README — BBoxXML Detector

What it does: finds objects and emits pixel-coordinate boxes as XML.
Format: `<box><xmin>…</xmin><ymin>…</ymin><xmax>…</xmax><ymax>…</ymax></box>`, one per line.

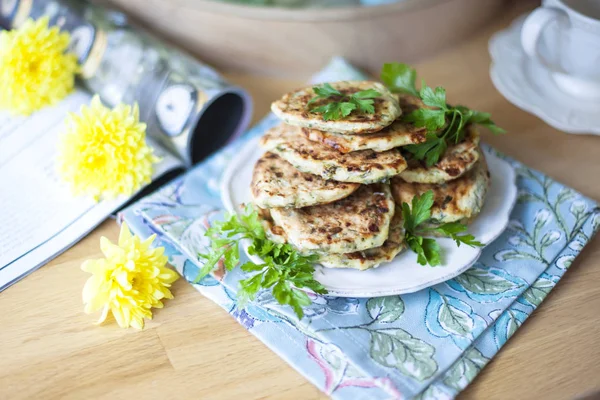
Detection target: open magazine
<box><xmin>0</xmin><ymin>0</ymin><xmax>252</xmax><ymax>290</ymax></box>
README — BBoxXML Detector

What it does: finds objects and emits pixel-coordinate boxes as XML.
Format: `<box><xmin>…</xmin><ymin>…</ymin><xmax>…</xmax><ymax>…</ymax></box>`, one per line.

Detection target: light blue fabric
<box><xmin>120</xmin><ymin>58</ymin><xmax>600</xmax><ymax>399</ymax></box>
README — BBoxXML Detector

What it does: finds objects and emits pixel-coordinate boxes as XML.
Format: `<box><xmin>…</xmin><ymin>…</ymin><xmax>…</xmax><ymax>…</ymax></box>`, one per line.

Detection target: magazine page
<box><xmin>0</xmin><ymin>0</ymin><xmax>252</xmax><ymax>291</ymax></box>
<box><xmin>0</xmin><ymin>89</ymin><xmax>183</xmax><ymax>290</ymax></box>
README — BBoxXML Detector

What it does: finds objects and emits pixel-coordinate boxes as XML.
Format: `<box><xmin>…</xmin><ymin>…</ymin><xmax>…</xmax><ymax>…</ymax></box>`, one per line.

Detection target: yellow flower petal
<box><xmin>82</xmin><ymin>276</ymin><xmax>101</xmax><ymax>305</ymax></box>
<box><xmin>130</xmin><ymin>315</ymin><xmax>145</xmax><ymax>330</ymax></box>
<box><xmin>112</xmin><ymin>306</ymin><xmax>128</xmax><ymax>329</ymax></box>
<box><xmin>0</xmin><ymin>17</ymin><xmax>78</xmax><ymax>115</ymax></box>
<box><xmin>81</xmin><ymin>259</ymin><xmax>101</xmax><ymax>273</ymax></box>
<box><xmin>57</xmin><ymin>96</ymin><xmax>159</xmax><ymax>200</ymax></box>
<box><xmin>124</xmin><ymin>259</ymin><xmax>136</xmax><ymax>272</ymax></box>
<box><xmin>81</xmin><ymin>223</ymin><xmax>178</xmax><ymax>329</ymax></box>
<box><xmin>92</xmin><ymin>305</ymin><xmax>110</xmax><ymax>326</ymax></box>
<box><xmin>159</xmin><ymin>268</ymin><xmax>179</xmax><ymax>284</ymax></box>
<box><xmin>118</xmin><ymin>222</ymin><xmax>133</xmax><ymax>247</ymax></box>
<box><xmin>99</xmin><ymin>236</ymin><xmax>122</xmax><ymax>259</ymax></box>
<box><xmin>152</xmin><ymin>301</ymin><xmax>164</xmax><ymax>309</ymax></box>
<box><xmin>115</xmin><ymin>271</ymin><xmax>132</xmax><ymax>291</ymax></box>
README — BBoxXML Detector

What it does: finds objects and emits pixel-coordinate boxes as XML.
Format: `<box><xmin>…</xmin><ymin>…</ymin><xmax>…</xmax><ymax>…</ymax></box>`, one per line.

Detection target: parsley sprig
<box><xmin>402</xmin><ymin>190</ymin><xmax>483</xmax><ymax>266</ymax></box>
<box><xmin>380</xmin><ymin>62</ymin><xmax>505</xmax><ymax>167</ymax></box>
<box><xmin>307</xmin><ymin>83</ymin><xmax>381</xmax><ymax>121</ymax></box>
<box><xmin>196</xmin><ymin>204</ymin><xmax>326</xmax><ymax>318</ymax></box>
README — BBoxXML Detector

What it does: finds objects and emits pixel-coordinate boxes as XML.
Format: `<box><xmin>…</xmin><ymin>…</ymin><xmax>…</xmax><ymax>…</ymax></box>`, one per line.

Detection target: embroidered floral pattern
<box><xmin>119</xmin><ymin>59</ymin><xmax>600</xmax><ymax>399</ymax></box>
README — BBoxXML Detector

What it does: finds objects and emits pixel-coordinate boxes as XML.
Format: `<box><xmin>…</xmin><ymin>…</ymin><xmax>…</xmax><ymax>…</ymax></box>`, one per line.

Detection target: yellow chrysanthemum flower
<box><xmin>57</xmin><ymin>96</ymin><xmax>159</xmax><ymax>200</ymax></box>
<box><xmin>82</xmin><ymin>222</ymin><xmax>179</xmax><ymax>329</ymax></box>
<box><xmin>0</xmin><ymin>17</ymin><xmax>78</xmax><ymax>115</ymax></box>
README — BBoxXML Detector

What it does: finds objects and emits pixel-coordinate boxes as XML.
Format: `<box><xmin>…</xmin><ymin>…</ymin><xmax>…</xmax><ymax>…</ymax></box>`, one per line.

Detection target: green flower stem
<box><xmin>316</xmin><ymin>319</ymin><xmax>379</xmax><ymax>333</ymax></box>
<box><xmin>570</xmin><ymin>211</ymin><xmax>594</xmax><ymax>242</ymax></box>
<box><xmin>527</xmin><ymin>173</ymin><xmax>570</xmax><ymax>239</ymax></box>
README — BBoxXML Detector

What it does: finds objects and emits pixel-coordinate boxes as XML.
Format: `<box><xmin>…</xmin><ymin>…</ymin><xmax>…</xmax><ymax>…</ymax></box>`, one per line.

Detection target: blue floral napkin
<box><xmin>120</xmin><ymin>58</ymin><xmax>600</xmax><ymax>399</ymax></box>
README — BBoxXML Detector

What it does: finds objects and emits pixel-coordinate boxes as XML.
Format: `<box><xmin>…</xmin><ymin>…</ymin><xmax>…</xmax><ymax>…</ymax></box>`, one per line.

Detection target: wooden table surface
<box><xmin>2</xmin><ymin>3</ymin><xmax>600</xmax><ymax>399</ymax></box>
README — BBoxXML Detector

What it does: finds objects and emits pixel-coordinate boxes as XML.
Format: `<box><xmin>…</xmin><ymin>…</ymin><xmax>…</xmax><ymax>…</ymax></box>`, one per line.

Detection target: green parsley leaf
<box><xmin>353</xmin><ymin>88</ymin><xmax>381</xmax><ymax>99</ymax></box>
<box><xmin>261</xmin><ymin>268</ymin><xmax>280</xmax><ymax>288</ymax></box>
<box><xmin>380</xmin><ymin>63</ymin><xmax>505</xmax><ymax>166</ymax></box>
<box><xmin>308</xmin><ymin>83</ymin><xmax>381</xmax><ymax>121</ymax></box>
<box><xmin>434</xmin><ymin>221</ymin><xmax>467</xmax><ymax>235</ymax></box>
<box><xmin>240</xmin><ymin>261</ymin><xmax>265</xmax><ymax>272</ymax></box>
<box><xmin>307</xmin><ymin>82</ymin><xmax>342</xmax><ymax>107</ymax></box>
<box><xmin>196</xmin><ymin>249</ymin><xmax>226</xmax><ymax>280</ymax></box>
<box><xmin>196</xmin><ymin>204</ymin><xmax>326</xmax><ymax>319</ymax></box>
<box><xmin>405</xmin><ymin>108</ymin><xmax>446</xmax><ymax>132</ymax></box>
<box><xmin>466</xmin><ymin>109</ymin><xmax>491</xmax><ymax>124</ymax></box>
<box><xmin>350</xmin><ymin>89</ymin><xmax>380</xmax><ymax>114</ymax></box>
<box><xmin>410</xmin><ymin>189</ymin><xmax>434</xmax><ymax>227</ymax></box>
<box><xmin>351</xmin><ymin>97</ymin><xmax>375</xmax><ymax>114</ymax></box>
<box><xmin>467</xmin><ymin>110</ymin><xmax>506</xmax><ymax>135</ymax></box>
<box><xmin>311</xmin><ymin>102</ymin><xmax>357</xmax><ymax>121</ymax></box>
<box><xmin>404</xmin><ymin>132</ymin><xmax>446</xmax><ymax>166</ymax></box>
<box><xmin>380</xmin><ymin>62</ymin><xmax>419</xmax><ymax>96</ymax></box>
<box><xmin>434</xmin><ymin>222</ymin><xmax>484</xmax><ymax>247</ymax></box>
<box><xmin>419</xmin><ymin>82</ymin><xmax>447</xmax><ymax>110</ymax></box>
<box><xmin>238</xmin><ymin>272</ymin><xmax>263</xmax><ymax>301</ymax></box>
<box><xmin>402</xmin><ymin>191</ymin><xmax>441</xmax><ymax>266</ymax></box>
<box><xmin>405</xmin><ymin>234</ymin><xmax>425</xmax><ymax>265</ymax></box>
<box><xmin>402</xmin><ymin>190</ymin><xmax>483</xmax><ymax>267</ymax></box>
<box><xmin>289</xmin><ymin>288</ymin><xmax>312</xmax><ymax>318</ymax></box>
<box><xmin>424</xmin><ymin>140</ymin><xmax>447</xmax><ymax>167</ymax></box>
<box><xmin>422</xmin><ymin>238</ymin><xmax>442</xmax><ymax>266</ymax></box>
<box><xmin>401</xmin><ymin>201</ymin><xmax>415</xmax><ymax>232</ymax></box>
<box><xmin>223</xmin><ymin>242</ymin><xmax>240</xmax><ymax>271</ymax></box>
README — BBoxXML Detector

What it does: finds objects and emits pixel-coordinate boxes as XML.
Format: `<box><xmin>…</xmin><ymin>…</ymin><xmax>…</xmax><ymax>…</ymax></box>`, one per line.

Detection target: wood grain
<box><xmin>2</xmin><ymin>2</ymin><xmax>600</xmax><ymax>399</ymax></box>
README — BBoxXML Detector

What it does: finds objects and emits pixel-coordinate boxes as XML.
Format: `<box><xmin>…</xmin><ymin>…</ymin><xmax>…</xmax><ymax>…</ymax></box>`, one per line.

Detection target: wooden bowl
<box><xmin>106</xmin><ymin>0</ymin><xmax>509</xmax><ymax>76</ymax></box>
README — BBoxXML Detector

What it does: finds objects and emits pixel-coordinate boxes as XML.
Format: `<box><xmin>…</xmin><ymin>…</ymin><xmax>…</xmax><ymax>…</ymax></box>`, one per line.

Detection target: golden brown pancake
<box><xmin>260</xmin><ymin>124</ymin><xmax>407</xmax><ymax>184</ymax></box>
<box><xmin>269</xmin><ymin>183</ymin><xmax>395</xmax><ymax>254</ymax></box>
<box><xmin>271</xmin><ymin>81</ymin><xmax>401</xmax><ymax>134</ymax></box>
<box><xmin>251</xmin><ymin>152</ymin><xmax>359</xmax><ymax>208</ymax></box>
<box><xmin>392</xmin><ymin>152</ymin><xmax>490</xmax><ymax>225</ymax></box>
<box><xmin>400</xmin><ymin>125</ymin><xmax>481</xmax><ymax>184</ymax></box>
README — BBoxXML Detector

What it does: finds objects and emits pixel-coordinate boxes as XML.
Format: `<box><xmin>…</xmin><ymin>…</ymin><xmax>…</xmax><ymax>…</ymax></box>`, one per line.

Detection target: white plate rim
<box><xmin>220</xmin><ymin>136</ymin><xmax>517</xmax><ymax>298</ymax></box>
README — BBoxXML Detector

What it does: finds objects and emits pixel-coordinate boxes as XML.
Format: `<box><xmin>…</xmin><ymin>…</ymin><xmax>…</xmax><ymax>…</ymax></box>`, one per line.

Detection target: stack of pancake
<box><xmin>250</xmin><ymin>81</ymin><xmax>490</xmax><ymax>270</ymax></box>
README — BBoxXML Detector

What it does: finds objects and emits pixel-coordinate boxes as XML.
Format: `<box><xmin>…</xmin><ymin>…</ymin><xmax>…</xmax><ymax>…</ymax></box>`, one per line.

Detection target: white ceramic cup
<box><xmin>521</xmin><ymin>0</ymin><xmax>600</xmax><ymax>100</ymax></box>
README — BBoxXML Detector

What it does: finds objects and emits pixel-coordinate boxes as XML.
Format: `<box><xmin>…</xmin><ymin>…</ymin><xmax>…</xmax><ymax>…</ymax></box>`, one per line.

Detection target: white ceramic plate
<box><xmin>221</xmin><ymin>137</ymin><xmax>517</xmax><ymax>297</ymax></box>
<box><xmin>489</xmin><ymin>15</ymin><xmax>600</xmax><ymax>136</ymax></box>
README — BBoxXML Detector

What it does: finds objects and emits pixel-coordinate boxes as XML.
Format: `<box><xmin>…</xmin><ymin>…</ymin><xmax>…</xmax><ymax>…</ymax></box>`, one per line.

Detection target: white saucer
<box><xmin>220</xmin><ymin>137</ymin><xmax>517</xmax><ymax>298</ymax></box>
<box><xmin>489</xmin><ymin>15</ymin><xmax>600</xmax><ymax>136</ymax></box>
